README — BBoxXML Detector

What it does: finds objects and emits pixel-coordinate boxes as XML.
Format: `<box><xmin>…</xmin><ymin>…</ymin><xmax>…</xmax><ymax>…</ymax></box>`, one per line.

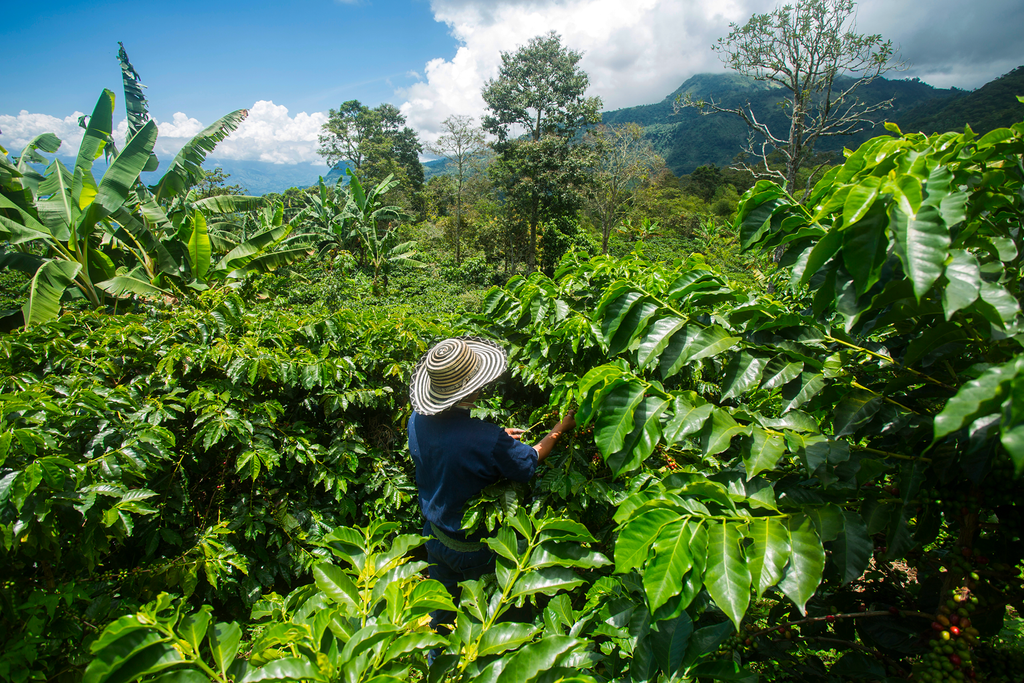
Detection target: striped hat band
<box><xmin>410</xmin><ymin>337</ymin><xmax>507</xmax><ymax>415</ymax></box>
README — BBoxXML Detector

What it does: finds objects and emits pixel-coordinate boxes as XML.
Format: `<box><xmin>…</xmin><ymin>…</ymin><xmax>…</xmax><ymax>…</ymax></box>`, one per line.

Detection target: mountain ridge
<box><xmin>60</xmin><ymin>67</ymin><xmax>1024</xmax><ymax>195</ymax></box>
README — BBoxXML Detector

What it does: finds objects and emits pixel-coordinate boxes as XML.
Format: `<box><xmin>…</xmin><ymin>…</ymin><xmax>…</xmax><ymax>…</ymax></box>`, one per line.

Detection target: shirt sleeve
<box><xmin>492</xmin><ymin>428</ymin><xmax>538</xmax><ymax>482</ymax></box>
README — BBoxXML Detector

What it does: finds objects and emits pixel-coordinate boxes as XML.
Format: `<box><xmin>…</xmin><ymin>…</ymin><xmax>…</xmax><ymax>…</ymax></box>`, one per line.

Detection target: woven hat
<box><xmin>410</xmin><ymin>337</ymin><xmax>507</xmax><ymax>415</ymax></box>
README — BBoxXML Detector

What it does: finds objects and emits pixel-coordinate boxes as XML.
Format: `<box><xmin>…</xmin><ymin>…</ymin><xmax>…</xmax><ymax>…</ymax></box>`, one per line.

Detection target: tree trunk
<box><xmin>455</xmin><ymin>191</ymin><xmax>462</xmax><ymax>265</ymax></box>
<box><xmin>528</xmin><ymin>192</ymin><xmax>539</xmax><ymax>269</ymax></box>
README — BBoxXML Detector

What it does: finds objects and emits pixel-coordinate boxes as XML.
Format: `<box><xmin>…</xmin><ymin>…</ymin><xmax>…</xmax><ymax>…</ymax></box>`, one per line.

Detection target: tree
<box><xmin>585</xmin><ymin>123</ymin><xmax>665</xmax><ymax>254</ymax></box>
<box><xmin>193</xmin><ymin>167</ymin><xmax>247</xmax><ymax>199</ymax></box>
<box><xmin>426</xmin><ymin>115</ymin><xmax>487</xmax><ymax>264</ymax></box>
<box><xmin>482</xmin><ymin>31</ymin><xmax>602</xmax><ymax>268</ymax></box>
<box><xmin>681</xmin><ymin>0</ymin><xmax>903</xmax><ymax>196</ymax></box>
<box><xmin>317</xmin><ymin>100</ymin><xmax>424</xmax><ymax>200</ymax></box>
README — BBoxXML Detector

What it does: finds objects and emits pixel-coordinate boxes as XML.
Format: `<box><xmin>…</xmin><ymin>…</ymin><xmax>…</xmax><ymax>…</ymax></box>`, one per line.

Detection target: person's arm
<box><xmin>532</xmin><ymin>411</ymin><xmax>576</xmax><ymax>463</ymax></box>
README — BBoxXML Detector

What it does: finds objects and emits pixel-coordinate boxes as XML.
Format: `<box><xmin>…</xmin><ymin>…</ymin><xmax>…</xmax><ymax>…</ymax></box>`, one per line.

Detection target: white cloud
<box><xmin>1</xmin><ymin>101</ymin><xmax>329</xmax><ymax>167</ymax></box>
<box><xmin>211</xmin><ymin>101</ymin><xmax>329</xmax><ymax>165</ymax></box>
<box><xmin>0</xmin><ymin>110</ymin><xmax>87</xmax><ymax>156</ymax></box>
<box><xmin>399</xmin><ymin>0</ymin><xmax>759</xmax><ymax>145</ymax></box>
<box><xmin>399</xmin><ymin>0</ymin><xmax>1024</xmax><ymax>146</ymax></box>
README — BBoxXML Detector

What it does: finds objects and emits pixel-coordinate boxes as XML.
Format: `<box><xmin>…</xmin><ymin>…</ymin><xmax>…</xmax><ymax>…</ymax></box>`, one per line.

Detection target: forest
<box><xmin>1</xmin><ymin>2</ymin><xmax>1023</xmax><ymax>682</ymax></box>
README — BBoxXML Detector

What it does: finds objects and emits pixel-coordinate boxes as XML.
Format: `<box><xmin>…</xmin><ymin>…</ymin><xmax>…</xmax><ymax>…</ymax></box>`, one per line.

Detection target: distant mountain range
<box><xmin>64</xmin><ymin>67</ymin><xmax>1024</xmax><ymax>195</ymax></box>
<box><xmin>602</xmin><ymin>66</ymin><xmax>1024</xmax><ymax>176</ymax></box>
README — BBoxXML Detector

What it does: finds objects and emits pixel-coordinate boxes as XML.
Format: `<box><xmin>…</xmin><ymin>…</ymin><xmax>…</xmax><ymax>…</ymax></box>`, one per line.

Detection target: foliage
<box><xmin>482</xmin><ymin>31</ymin><xmax>602</xmax><ymax>269</ymax></box>
<box><xmin>0</xmin><ymin>89</ymin><xmax>159</xmax><ymax>324</ymax></box>
<box><xmin>193</xmin><ymin>167</ymin><xmax>248</xmax><ymax>199</ymax></box>
<box><xmin>317</xmin><ymin>100</ymin><xmax>424</xmax><ymax>203</ymax></box>
<box><xmin>4</xmin><ymin>109</ymin><xmax>1024</xmax><ymax>683</ymax></box>
<box><xmin>426</xmin><ymin>115</ymin><xmax>488</xmax><ymax>264</ymax></box>
<box><xmin>684</xmin><ymin>0</ymin><xmax>905</xmax><ymax>194</ymax></box>
<box><xmin>585</xmin><ymin>123</ymin><xmax>666</xmax><ymax>254</ymax></box>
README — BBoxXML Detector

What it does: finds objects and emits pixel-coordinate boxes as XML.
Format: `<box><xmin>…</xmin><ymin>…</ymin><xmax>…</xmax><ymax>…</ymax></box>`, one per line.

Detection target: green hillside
<box><xmin>602</xmin><ymin>72</ymin><xmax>966</xmax><ymax>176</ymax></box>
<box><xmin>899</xmin><ymin>65</ymin><xmax>1024</xmax><ymax>135</ymax></box>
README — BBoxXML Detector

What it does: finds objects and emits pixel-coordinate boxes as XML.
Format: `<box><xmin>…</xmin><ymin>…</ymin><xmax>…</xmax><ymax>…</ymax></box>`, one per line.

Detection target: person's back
<box><xmin>409</xmin><ymin>407</ymin><xmax>536</xmax><ymax>540</ymax></box>
<box><xmin>406</xmin><ymin>336</ymin><xmax>576</xmax><ymax>657</ymax></box>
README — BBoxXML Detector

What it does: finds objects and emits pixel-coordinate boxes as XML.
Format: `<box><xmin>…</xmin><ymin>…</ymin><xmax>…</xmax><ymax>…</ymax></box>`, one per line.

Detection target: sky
<box><xmin>2</xmin><ymin>0</ymin><xmax>1022</xmax><ymax>169</ymax></box>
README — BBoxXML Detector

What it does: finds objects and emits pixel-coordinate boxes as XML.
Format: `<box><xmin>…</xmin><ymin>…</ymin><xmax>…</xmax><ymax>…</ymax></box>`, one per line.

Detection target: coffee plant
<box><xmin>2</xmin><ymin>112</ymin><xmax>1023</xmax><ymax>682</ymax></box>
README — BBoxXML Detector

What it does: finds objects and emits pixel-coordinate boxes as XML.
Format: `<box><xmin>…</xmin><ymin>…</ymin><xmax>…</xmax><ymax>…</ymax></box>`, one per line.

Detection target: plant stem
<box><xmin>852</xmin><ymin>444</ymin><xmax>932</xmax><ymax>463</ymax></box>
<box><xmin>826</xmin><ymin>335</ymin><xmax>956</xmax><ymax>391</ymax></box>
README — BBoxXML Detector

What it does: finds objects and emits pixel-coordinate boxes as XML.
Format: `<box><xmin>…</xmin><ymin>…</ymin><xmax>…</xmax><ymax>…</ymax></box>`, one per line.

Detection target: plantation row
<box><xmin>2</xmin><ymin>106</ymin><xmax>1024</xmax><ymax>681</ymax></box>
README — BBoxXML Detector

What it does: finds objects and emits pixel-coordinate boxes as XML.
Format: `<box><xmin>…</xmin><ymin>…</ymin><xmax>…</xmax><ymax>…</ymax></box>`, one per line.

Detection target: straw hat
<box><xmin>409</xmin><ymin>337</ymin><xmax>507</xmax><ymax>415</ymax></box>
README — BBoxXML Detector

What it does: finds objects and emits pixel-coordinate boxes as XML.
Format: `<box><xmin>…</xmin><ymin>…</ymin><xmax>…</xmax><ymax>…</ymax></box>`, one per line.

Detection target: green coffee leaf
<box><xmin>833</xmin><ymin>511</ymin><xmax>872</xmax><ymax>583</ymax></box>
<box><xmin>642</xmin><ymin>519</ymin><xmax>694</xmax><ymax>612</ymax></box>
<box><xmin>593</xmin><ymin>380</ymin><xmax>646</xmax><ymax>456</ymax></box>
<box><xmin>746</xmin><ymin>517</ymin><xmax>790</xmax><ymax>599</ymax></box>
<box><xmin>741</xmin><ymin>427</ymin><xmax>785</xmax><ymax>480</ymax></box>
<box><xmin>650</xmin><ymin>611</ymin><xmax>693</xmax><ymax>676</ymax></box>
<box><xmin>208</xmin><ymin>622</ymin><xmax>241</xmax><ymax>675</ymax></box>
<box><xmin>778</xmin><ymin>516</ymin><xmax>825</xmax><ymax>614</ymax></box>
<box><xmin>942</xmin><ymin>250</ymin><xmax>980</xmax><ymax>319</ymax></box>
<box><xmin>615</xmin><ymin>508</ymin><xmax>680</xmax><ymax>573</ymax></box>
<box><xmin>891</xmin><ymin>203</ymin><xmax>949</xmax><ymax>303</ymax></box>
<box><xmin>721</xmin><ymin>352</ymin><xmax>767</xmax><ymax>401</ymax></box>
<box><xmin>493</xmin><ymin>635</ymin><xmax>581</xmax><ymax>683</ymax></box>
<box><xmin>509</xmin><ymin>566</ymin><xmax>586</xmax><ymax>600</ymax></box>
<box><xmin>699</xmin><ymin>408</ymin><xmax>750</xmax><ymax>456</ymax></box>
<box><xmin>478</xmin><ymin>623</ymin><xmax>540</xmax><ymax>657</ymax></box>
<box><xmin>704</xmin><ymin>521</ymin><xmax>751</xmax><ymax>632</ymax></box>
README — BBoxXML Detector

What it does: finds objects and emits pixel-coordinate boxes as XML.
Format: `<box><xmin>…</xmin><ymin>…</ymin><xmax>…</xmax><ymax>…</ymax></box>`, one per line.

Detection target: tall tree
<box><xmin>426</xmin><ymin>115</ymin><xmax>487</xmax><ymax>264</ymax></box>
<box><xmin>317</xmin><ymin>100</ymin><xmax>424</xmax><ymax>198</ymax></box>
<box><xmin>680</xmin><ymin>0</ymin><xmax>903</xmax><ymax>196</ymax></box>
<box><xmin>585</xmin><ymin>123</ymin><xmax>665</xmax><ymax>254</ymax></box>
<box><xmin>482</xmin><ymin>31</ymin><xmax>602</xmax><ymax>268</ymax></box>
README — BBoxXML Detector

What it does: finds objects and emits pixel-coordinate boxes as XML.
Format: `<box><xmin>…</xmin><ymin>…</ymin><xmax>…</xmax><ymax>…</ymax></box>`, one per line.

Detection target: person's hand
<box><xmin>505</xmin><ymin>427</ymin><xmax>526</xmax><ymax>440</ymax></box>
<box><xmin>561</xmin><ymin>409</ymin><xmax>576</xmax><ymax>431</ymax></box>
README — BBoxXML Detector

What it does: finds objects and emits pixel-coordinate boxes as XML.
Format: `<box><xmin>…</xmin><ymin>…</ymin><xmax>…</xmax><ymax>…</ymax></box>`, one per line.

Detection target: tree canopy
<box><xmin>684</xmin><ymin>0</ymin><xmax>903</xmax><ymax>195</ymax></box>
<box><xmin>482</xmin><ymin>32</ymin><xmax>602</xmax><ymax>269</ymax></box>
<box><xmin>482</xmin><ymin>31</ymin><xmax>601</xmax><ymax>145</ymax></box>
<box><xmin>317</xmin><ymin>100</ymin><xmax>424</xmax><ymax>198</ymax></box>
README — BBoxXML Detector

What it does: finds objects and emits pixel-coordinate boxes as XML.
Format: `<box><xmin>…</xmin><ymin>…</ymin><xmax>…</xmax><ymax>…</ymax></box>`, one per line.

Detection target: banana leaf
<box><xmin>75</xmin><ymin>90</ymin><xmax>115</xmax><ymax>178</ymax></box>
<box><xmin>186</xmin><ymin>210</ymin><xmax>211</xmax><ymax>281</ymax></box>
<box><xmin>195</xmin><ymin>194</ymin><xmax>266</xmax><ymax>214</ymax></box>
<box><xmin>215</xmin><ymin>224</ymin><xmax>294</xmax><ymax>272</ymax></box>
<box><xmin>37</xmin><ymin>159</ymin><xmax>75</xmax><ymax>239</ymax></box>
<box><xmin>226</xmin><ymin>247</ymin><xmax>309</xmax><ymax>276</ymax></box>
<box><xmin>15</xmin><ymin>133</ymin><xmax>61</xmax><ymax>197</ymax></box>
<box><xmin>97</xmin><ymin>275</ymin><xmax>170</xmax><ymax>299</ymax></box>
<box><xmin>117</xmin><ymin>42</ymin><xmax>159</xmax><ymax>173</ymax></box>
<box><xmin>111</xmin><ymin>207</ymin><xmax>179</xmax><ymax>276</ymax></box>
<box><xmin>78</xmin><ymin>119</ymin><xmax>158</xmax><ymax>236</ymax></box>
<box><xmin>152</xmin><ymin>109</ymin><xmax>249</xmax><ymax>203</ymax></box>
<box><xmin>23</xmin><ymin>260</ymin><xmax>81</xmax><ymax>328</ymax></box>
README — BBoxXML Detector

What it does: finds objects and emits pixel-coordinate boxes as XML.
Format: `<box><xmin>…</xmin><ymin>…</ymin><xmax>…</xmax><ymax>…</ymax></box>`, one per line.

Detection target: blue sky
<box><xmin>4</xmin><ymin>0</ymin><xmax>1022</xmax><ymax>168</ymax></box>
<box><xmin>2</xmin><ymin>0</ymin><xmax>454</xmax><ymax>123</ymax></box>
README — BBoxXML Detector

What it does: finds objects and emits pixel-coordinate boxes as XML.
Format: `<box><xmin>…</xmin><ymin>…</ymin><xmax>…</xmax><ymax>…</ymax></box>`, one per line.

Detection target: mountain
<box><xmin>898</xmin><ymin>66</ymin><xmax>1024</xmax><ymax>136</ymax></box>
<box><xmin>74</xmin><ymin>156</ymin><xmax>330</xmax><ymax>196</ymax></box>
<box><xmin>601</xmin><ymin>72</ymin><xmax>969</xmax><ymax>177</ymax></box>
<box><xmin>199</xmin><ymin>158</ymin><xmax>331</xmax><ymax>196</ymax></box>
<box><xmin>55</xmin><ymin>70</ymin><xmax>1020</xmax><ymax>195</ymax></box>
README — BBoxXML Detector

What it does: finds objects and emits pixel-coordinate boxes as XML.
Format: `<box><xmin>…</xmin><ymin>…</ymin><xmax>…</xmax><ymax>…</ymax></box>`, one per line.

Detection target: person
<box><xmin>407</xmin><ymin>336</ymin><xmax>576</xmax><ymax>638</ymax></box>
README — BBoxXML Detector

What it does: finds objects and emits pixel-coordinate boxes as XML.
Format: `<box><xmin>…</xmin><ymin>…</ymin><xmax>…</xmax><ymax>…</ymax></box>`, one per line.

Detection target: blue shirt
<box><xmin>408</xmin><ymin>409</ymin><xmax>538</xmax><ymax>537</ymax></box>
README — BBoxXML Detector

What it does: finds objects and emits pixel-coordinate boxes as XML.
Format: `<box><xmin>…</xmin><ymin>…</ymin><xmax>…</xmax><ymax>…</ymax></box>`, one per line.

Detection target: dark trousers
<box><xmin>422</xmin><ymin>520</ymin><xmax>495</xmax><ymax>633</ymax></box>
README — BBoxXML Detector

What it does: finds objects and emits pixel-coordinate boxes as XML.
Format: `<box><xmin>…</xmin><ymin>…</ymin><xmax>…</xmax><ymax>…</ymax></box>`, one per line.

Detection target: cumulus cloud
<box><xmin>1</xmin><ymin>101</ymin><xmax>329</xmax><ymax>166</ymax></box>
<box><xmin>213</xmin><ymin>101</ymin><xmax>328</xmax><ymax>165</ymax></box>
<box><xmin>398</xmin><ymin>0</ymin><xmax>767</xmax><ymax>145</ymax></box>
<box><xmin>400</xmin><ymin>0</ymin><xmax>1023</xmax><ymax>146</ymax></box>
<box><xmin>0</xmin><ymin>111</ymin><xmax>88</xmax><ymax>156</ymax></box>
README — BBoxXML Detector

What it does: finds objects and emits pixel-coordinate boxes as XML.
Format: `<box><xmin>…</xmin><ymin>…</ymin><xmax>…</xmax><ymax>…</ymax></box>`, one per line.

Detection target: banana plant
<box><xmin>0</xmin><ymin>89</ymin><xmax>158</xmax><ymax>327</ymax></box>
<box><xmin>344</xmin><ymin>172</ymin><xmax>423</xmax><ymax>292</ymax></box>
<box><xmin>100</xmin><ymin>201</ymin><xmax>310</xmax><ymax>298</ymax></box>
